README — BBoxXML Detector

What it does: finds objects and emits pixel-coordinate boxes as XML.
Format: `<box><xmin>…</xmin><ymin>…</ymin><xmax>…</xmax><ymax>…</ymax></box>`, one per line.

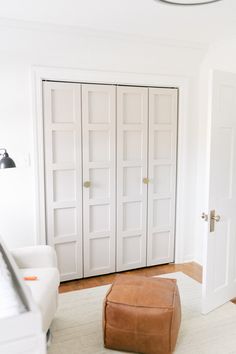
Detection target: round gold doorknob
<box><xmin>83</xmin><ymin>181</ymin><xmax>91</xmax><ymax>188</ymax></box>
<box><xmin>211</xmin><ymin>215</ymin><xmax>220</xmax><ymax>222</ymax></box>
<box><xmin>143</xmin><ymin>177</ymin><xmax>149</xmax><ymax>185</ymax></box>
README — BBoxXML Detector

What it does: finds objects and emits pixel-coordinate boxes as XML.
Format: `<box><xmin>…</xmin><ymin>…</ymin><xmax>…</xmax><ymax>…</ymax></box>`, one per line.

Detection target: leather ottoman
<box><xmin>103</xmin><ymin>274</ymin><xmax>181</xmax><ymax>354</ymax></box>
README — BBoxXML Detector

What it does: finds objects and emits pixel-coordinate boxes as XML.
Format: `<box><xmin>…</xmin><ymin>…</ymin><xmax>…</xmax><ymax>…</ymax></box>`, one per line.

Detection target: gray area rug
<box><xmin>48</xmin><ymin>272</ymin><xmax>236</xmax><ymax>354</ymax></box>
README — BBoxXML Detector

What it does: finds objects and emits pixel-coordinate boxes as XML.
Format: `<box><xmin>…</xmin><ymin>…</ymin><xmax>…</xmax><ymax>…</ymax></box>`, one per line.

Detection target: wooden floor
<box><xmin>59</xmin><ymin>262</ymin><xmax>202</xmax><ymax>294</ymax></box>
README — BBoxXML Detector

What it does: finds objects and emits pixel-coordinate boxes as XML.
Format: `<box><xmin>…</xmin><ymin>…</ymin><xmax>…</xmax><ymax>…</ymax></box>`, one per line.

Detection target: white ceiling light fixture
<box><xmin>157</xmin><ymin>0</ymin><xmax>222</xmax><ymax>5</ymax></box>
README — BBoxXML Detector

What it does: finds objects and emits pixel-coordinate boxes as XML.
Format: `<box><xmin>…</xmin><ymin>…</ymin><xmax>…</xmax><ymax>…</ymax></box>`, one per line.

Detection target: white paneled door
<box><xmin>82</xmin><ymin>84</ymin><xmax>116</xmax><ymax>277</ymax></box>
<box><xmin>43</xmin><ymin>81</ymin><xmax>178</xmax><ymax>280</ymax></box>
<box><xmin>202</xmin><ymin>71</ymin><xmax>236</xmax><ymax>313</ymax></box>
<box><xmin>43</xmin><ymin>81</ymin><xmax>83</xmax><ymax>281</ymax></box>
<box><xmin>147</xmin><ymin>88</ymin><xmax>178</xmax><ymax>266</ymax></box>
<box><xmin>117</xmin><ymin>86</ymin><xmax>148</xmax><ymax>271</ymax></box>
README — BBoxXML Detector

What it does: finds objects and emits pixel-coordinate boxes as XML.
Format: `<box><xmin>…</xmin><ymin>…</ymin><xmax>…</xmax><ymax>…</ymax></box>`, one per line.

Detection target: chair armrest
<box><xmin>10</xmin><ymin>245</ymin><xmax>58</xmax><ymax>269</ymax></box>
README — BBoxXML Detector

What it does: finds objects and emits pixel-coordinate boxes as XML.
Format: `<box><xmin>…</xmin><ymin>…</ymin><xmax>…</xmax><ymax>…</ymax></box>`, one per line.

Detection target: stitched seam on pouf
<box><xmin>106</xmin><ymin>301</ymin><xmax>174</xmax><ymax>310</ymax></box>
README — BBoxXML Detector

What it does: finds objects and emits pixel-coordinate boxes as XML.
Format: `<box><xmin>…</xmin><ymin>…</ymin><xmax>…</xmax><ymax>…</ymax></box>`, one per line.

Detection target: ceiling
<box><xmin>0</xmin><ymin>0</ymin><xmax>235</xmax><ymax>44</ymax></box>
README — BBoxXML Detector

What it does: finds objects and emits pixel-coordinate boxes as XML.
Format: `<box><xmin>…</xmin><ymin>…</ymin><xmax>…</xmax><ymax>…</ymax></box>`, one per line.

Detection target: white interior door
<box><xmin>116</xmin><ymin>86</ymin><xmax>148</xmax><ymax>271</ymax></box>
<box><xmin>82</xmin><ymin>84</ymin><xmax>116</xmax><ymax>277</ymax></box>
<box><xmin>147</xmin><ymin>88</ymin><xmax>178</xmax><ymax>266</ymax></box>
<box><xmin>202</xmin><ymin>71</ymin><xmax>236</xmax><ymax>313</ymax></box>
<box><xmin>43</xmin><ymin>81</ymin><xmax>83</xmax><ymax>281</ymax></box>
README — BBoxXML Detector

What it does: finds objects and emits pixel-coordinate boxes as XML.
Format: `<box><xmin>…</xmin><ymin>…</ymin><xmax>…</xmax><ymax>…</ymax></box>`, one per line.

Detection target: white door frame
<box><xmin>31</xmin><ymin>65</ymin><xmax>189</xmax><ymax>264</ymax></box>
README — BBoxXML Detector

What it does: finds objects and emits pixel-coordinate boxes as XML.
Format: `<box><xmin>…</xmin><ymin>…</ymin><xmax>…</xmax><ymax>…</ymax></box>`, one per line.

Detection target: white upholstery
<box><xmin>11</xmin><ymin>245</ymin><xmax>59</xmax><ymax>333</ymax></box>
<box><xmin>20</xmin><ymin>268</ymin><xmax>60</xmax><ymax>332</ymax></box>
<box><xmin>0</xmin><ymin>238</ymin><xmax>47</xmax><ymax>354</ymax></box>
<box><xmin>11</xmin><ymin>245</ymin><xmax>57</xmax><ymax>269</ymax></box>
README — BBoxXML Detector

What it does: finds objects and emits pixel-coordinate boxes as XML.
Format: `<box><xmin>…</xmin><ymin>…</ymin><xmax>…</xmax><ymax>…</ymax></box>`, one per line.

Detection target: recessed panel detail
<box><xmin>55</xmin><ymin>242</ymin><xmax>77</xmax><ymax>275</ymax></box>
<box><xmin>123</xmin><ymin>236</ymin><xmax>141</xmax><ymax>265</ymax></box>
<box><xmin>153</xmin><ymin>198</ymin><xmax>171</xmax><ymax>229</ymax></box>
<box><xmin>154</xmin><ymin>94</ymin><xmax>172</xmax><ymax>124</ymax></box>
<box><xmin>51</xmin><ymin>89</ymin><xmax>74</xmax><ymax>123</ymax></box>
<box><xmin>123</xmin><ymin>93</ymin><xmax>143</xmax><ymax>124</ymax></box>
<box><xmin>89</xmin><ymin>168</ymin><xmax>110</xmax><ymax>199</ymax></box>
<box><xmin>123</xmin><ymin>202</ymin><xmax>141</xmax><ymax>231</ymax></box>
<box><xmin>213</xmin><ymin>220</ymin><xmax>230</xmax><ymax>290</ymax></box>
<box><xmin>89</xmin><ymin>237</ymin><xmax>110</xmax><ymax>270</ymax></box>
<box><xmin>123</xmin><ymin>131</ymin><xmax>142</xmax><ymax>161</ymax></box>
<box><xmin>153</xmin><ymin>165</ymin><xmax>171</xmax><ymax>195</ymax></box>
<box><xmin>52</xmin><ymin>131</ymin><xmax>75</xmax><ymax>164</ymax></box>
<box><xmin>220</xmin><ymin>85</ymin><xmax>235</xmax><ymax>120</ymax></box>
<box><xmin>123</xmin><ymin>167</ymin><xmax>142</xmax><ymax>197</ymax></box>
<box><xmin>89</xmin><ymin>204</ymin><xmax>110</xmax><ymax>233</ymax></box>
<box><xmin>53</xmin><ymin>170</ymin><xmax>76</xmax><ymax>202</ymax></box>
<box><xmin>152</xmin><ymin>232</ymin><xmax>170</xmax><ymax>260</ymax></box>
<box><xmin>54</xmin><ymin>208</ymin><xmax>77</xmax><ymax>237</ymax></box>
<box><xmin>88</xmin><ymin>91</ymin><xmax>110</xmax><ymax>124</ymax></box>
<box><xmin>154</xmin><ymin>131</ymin><xmax>172</xmax><ymax>160</ymax></box>
<box><xmin>89</xmin><ymin>130</ymin><xmax>110</xmax><ymax>162</ymax></box>
<box><xmin>213</xmin><ymin>127</ymin><xmax>233</xmax><ymax>200</ymax></box>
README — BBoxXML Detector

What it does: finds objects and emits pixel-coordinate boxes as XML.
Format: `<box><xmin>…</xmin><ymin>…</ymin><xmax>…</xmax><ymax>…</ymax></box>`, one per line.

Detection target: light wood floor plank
<box><xmin>59</xmin><ymin>262</ymin><xmax>202</xmax><ymax>293</ymax></box>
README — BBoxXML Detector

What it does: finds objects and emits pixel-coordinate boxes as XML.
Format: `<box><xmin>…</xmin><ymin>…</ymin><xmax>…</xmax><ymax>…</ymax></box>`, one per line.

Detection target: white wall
<box><xmin>195</xmin><ymin>37</ymin><xmax>236</xmax><ymax>264</ymax></box>
<box><xmin>0</xmin><ymin>21</ymin><xmax>206</xmax><ymax>261</ymax></box>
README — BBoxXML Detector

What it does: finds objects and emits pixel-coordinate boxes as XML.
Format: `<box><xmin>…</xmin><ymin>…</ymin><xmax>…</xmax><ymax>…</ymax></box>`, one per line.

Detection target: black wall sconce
<box><xmin>0</xmin><ymin>149</ymin><xmax>16</xmax><ymax>169</ymax></box>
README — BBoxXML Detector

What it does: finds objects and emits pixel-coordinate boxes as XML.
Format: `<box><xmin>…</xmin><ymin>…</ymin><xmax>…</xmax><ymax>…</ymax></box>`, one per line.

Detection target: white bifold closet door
<box><xmin>43</xmin><ymin>81</ymin><xmax>178</xmax><ymax>280</ymax></box>
<box><xmin>43</xmin><ymin>81</ymin><xmax>83</xmax><ymax>281</ymax></box>
<box><xmin>117</xmin><ymin>86</ymin><xmax>148</xmax><ymax>271</ymax></box>
<box><xmin>147</xmin><ymin>88</ymin><xmax>178</xmax><ymax>266</ymax></box>
<box><xmin>82</xmin><ymin>84</ymin><xmax>116</xmax><ymax>277</ymax></box>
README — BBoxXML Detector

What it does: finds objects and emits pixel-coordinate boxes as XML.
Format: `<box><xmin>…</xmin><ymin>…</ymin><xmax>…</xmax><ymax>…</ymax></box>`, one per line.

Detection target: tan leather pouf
<box><xmin>103</xmin><ymin>274</ymin><xmax>181</xmax><ymax>354</ymax></box>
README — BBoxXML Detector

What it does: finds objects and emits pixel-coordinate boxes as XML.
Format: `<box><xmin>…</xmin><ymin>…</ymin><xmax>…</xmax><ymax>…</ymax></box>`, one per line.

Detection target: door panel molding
<box><xmin>43</xmin><ymin>81</ymin><xmax>83</xmax><ymax>281</ymax></box>
<box><xmin>82</xmin><ymin>84</ymin><xmax>116</xmax><ymax>277</ymax></box>
<box><xmin>147</xmin><ymin>88</ymin><xmax>178</xmax><ymax>266</ymax></box>
<box><xmin>116</xmin><ymin>86</ymin><xmax>148</xmax><ymax>271</ymax></box>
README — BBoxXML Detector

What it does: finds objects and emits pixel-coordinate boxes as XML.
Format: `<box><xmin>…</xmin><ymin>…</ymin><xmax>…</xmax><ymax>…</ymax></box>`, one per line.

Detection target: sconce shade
<box><xmin>0</xmin><ymin>150</ymin><xmax>16</xmax><ymax>169</ymax></box>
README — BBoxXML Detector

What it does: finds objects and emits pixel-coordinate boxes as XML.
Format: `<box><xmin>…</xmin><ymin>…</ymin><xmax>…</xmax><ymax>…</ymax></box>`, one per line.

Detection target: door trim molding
<box><xmin>32</xmin><ymin>65</ymin><xmax>189</xmax><ymax>263</ymax></box>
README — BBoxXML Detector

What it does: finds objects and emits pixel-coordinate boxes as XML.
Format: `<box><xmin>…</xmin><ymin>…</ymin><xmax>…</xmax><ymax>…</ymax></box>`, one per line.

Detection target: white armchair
<box><xmin>11</xmin><ymin>245</ymin><xmax>58</xmax><ymax>269</ymax></box>
<box><xmin>11</xmin><ymin>245</ymin><xmax>60</xmax><ymax>333</ymax></box>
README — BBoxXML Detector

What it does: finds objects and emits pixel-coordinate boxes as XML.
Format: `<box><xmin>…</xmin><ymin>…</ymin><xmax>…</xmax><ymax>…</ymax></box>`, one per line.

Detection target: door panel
<box><xmin>117</xmin><ymin>86</ymin><xmax>148</xmax><ymax>271</ymax></box>
<box><xmin>82</xmin><ymin>84</ymin><xmax>116</xmax><ymax>277</ymax></box>
<box><xmin>202</xmin><ymin>72</ymin><xmax>236</xmax><ymax>313</ymax></box>
<box><xmin>43</xmin><ymin>81</ymin><xmax>83</xmax><ymax>281</ymax></box>
<box><xmin>147</xmin><ymin>88</ymin><xmax>178</xmax><ymax>266</ymax></box>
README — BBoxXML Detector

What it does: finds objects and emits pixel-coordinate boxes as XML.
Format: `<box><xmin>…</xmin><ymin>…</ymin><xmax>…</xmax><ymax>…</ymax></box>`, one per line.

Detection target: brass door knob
<box><xmin>143</xmin><ymin>177</ymin><xmax>149</xmax><ymax>185</ymax></box>
<box><xmin>83</xmin><ymin>181</ymin><xmax>91</xmax><ymax>188</ymax></box>
<box><xmin>210</xmin><ymin>210</ymin><xmax>220</xmax><ymax>232</ymax></box>
<box><xmin>211</xmin><ymin>214</ymin><xmax>220</xmax><ymax>222</ymax></box>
